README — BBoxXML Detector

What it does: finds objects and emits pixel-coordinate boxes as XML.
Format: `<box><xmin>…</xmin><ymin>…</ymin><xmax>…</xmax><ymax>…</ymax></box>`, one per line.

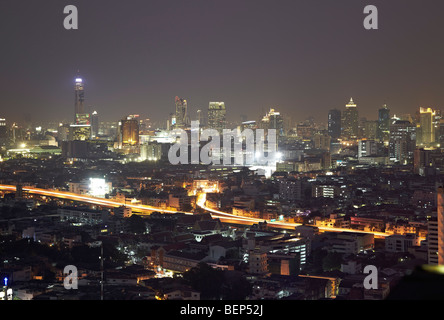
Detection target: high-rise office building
<box><xmin>416</xmin><ymin>107</ymin><xmax>436</xmax><ymax>147</ymax></box>
<box><xmin>279</xmin><ymin>178</ymin><xmax>302</xmax><ymax>202</ymax></box>
<box><xmin>261</xmin><ymin>108</ymin><xmax>284</xmax><ymax>136</ymax></box>
<box><xmin>69</xmin><ymin>124</ymin><xmax>91</xmax><ymax>141</ymax></box>
<box><xmin>438</xmin><ymin>186</ymin><xmax>444</xmax><ymax>265</ymax></box>
<box><xmin>433</xmin><ymin>109</ymin><xmax>442</xmax><ymax>144</ymax></box>
<box><xmin>328</xmin><ymin>109</ymin><xmax>341</xmax><ymax>140</ymax></box>
<box><xmin>438</xmin><ymin>119</ymin><xmax>444</xmax><ymax>148</ymax></box>
<box><xmin>414</xmin><ymin>148</ymin><xmax>432</xmax><ymax>175</ymax></box>
<box><xmin>0</xmin><ymin>118</ymin><xmax>6</xmax><ymax>138</ymax></box>
<box><xmin>428</xmin><ymin>186</ymin><xmax>444</xmax><ymax>265</ymax></box>
<box><xmin>378</xmin><ymin>104</ymin><xmax>390</xmax><ymax>143</ymax></box>
<box><xmin>428</xmin><ymin>218</ymin><xmax>439</xmax><ymax>265</ymax></box>
<box><xmin>296</xmin><ymin>121</ymin><xmax>314</xmax><ymax>140</ymax></box>
<box><xmin>313</xmin><ymin>131</ymin><xmax>331</xmax><ymax>151</ymax></box>
<box><xmin>197</xmin><ymin>109</ymin><xmax>202</xmax><ymax>126</ymax></box>
<box><xmin>389</xmin><ymin>120</ymin><xmax>416</xmax><ymax>164</ymax></box>
<box><xmin>241</xmin><ymin>121</ymin><xmax>257</xmax><ymax>131</ymax></box>
<box><xmin>0</xmin><ymin>117</ymin><xmax>7</xmax><ymax>147</ymax></box>
<box><xmin>208</xmin><ymin>102</ymin><xmax>227</xmax><ymax>133</ymax></box>
<box><xmin>140</xmin><ymin>142</ymin><xmax>162</xmax><ymax>161</ymax></box>
<box><xmin>91</xmin><ymin>111</ymin><xmax>99</xmax><ymax>138</ymax></box>
<box><xmin>363</xmin><ymin>120</ymin><xmax>378</xmax><ymax>140</ymax></box>
<box><xmin>120</xmin><ymin>115</ymin><xmax>140</xmax><ymax>147</ymax></box>
<box><xmin>139</xmin><ymin>118</ymin><xmax>152</xmax><ymax>134</ymax></box>
<box><xmin>358</xmin><ymin>139</ymin><xmax>378</xmax><ymax>158</ymax></box>
<box><xmin>74</xmin><ymin>76</ymin><xmax>85</xmax><ymax>123</ymax></box>
<box><xmin>342</xmin><ymin>98</ymin><xmax>359</xmax><ymax>140</ymax></box>
<box><xmin>58</xmin><ymin>123</ymin><xmax>70</xmax><ymax>142</ymax></box>
<box><xmin>174</xmin><ymin>96</ymin><xmax>188</xmax><ymax>129</ymax></box>
<box><xmin>196</xmin><ymin>109</ymin><xmax>207</xmax><ymax>128</ymax></box>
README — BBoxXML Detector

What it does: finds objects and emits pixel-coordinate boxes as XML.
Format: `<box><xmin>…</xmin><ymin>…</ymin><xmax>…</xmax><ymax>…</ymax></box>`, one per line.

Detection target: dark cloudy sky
<box><xmin>1</xmin><ymin>0</ymin><xmax>444</xmax><ymax>126</ymax></box>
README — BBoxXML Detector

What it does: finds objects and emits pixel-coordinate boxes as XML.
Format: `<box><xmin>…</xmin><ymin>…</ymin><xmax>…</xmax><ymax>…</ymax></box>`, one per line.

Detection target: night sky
<box><xmin>1</xmin><ymin>0</ymin><xmax>444</xmax><ymax>126</ymax></box>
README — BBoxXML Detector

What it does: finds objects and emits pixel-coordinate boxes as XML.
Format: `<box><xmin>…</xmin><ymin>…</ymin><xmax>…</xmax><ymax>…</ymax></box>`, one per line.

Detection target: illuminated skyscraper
<box><xmin>0</xmin><ymin>117</ymin><xmax>6</xmax><ymax>148</ymax></box>
<box><xmin>296</xmin><ymin>121</ymin><xmax>314</xmax><ymax>140</ymax></box>
<box><xmin>389</xmin><ymin>120</ymin><xmax>416</xmax><ymax>164</ymax></box>
<box><xmin>378</xmin><ymin>104</ymin><xmax>390</xmax><ymax>143</ymax></box>
<box><xmin>71</xmin><ymin>76</ymin><xmax>91</xmax><ymax>139</ymax></box>
<box><xmin>438</xmin><ymin>186</ymin><xmax>444</xmax><ymax>265</ymax></box>
<box><xmin>208</xmin><ymin>102</ymin><xmax>227</xmax><ymax>133</ymax></box>
<box><xmin>174</xmin><ymin>96</ymin><xmax>188</xmax><ymax>129</ymax></box>
<box><xmin>261</xmin><ymin>108</ymin><xmax>284</xmax><ymax>136</ymax></box>
<box><xmin>428</xmin><ymin>218</ymin><xmax>439</xmax><ymax>265</ymax></box>
<box><xmin>358</xmin><ymin>139</ymin><xmax>378</xmax><ymax>158</ymax></box>
<box><xmin>417</xmin><ymin>107</ymin><xmax>436</xmax><ymax>147</ymax></box>
<box><xmin>120</xmin><ymin>115</ymin><xmax>139</xmax><ymax>148</ymax></box>
<box><xmin>69</xmin><ymin>124</ymin><xmax>91</xmax><ymax>141</ymax></box>
<box><xmin>363</xmin><ymin>120</ymin><xmax>378</xmax><ymax>140</ymax></box>
<box><xmin>342</xmin><ymin>98</ymin><xmax>359</xmax><ymax>140</ymax></box>
<box><xmin>196</xmin><ymin>109</ymin><xmax>207</xmax><ymax>128</ymax></box>
<box><xmin>91</xmin><ymin>111</ymin><xmax>99</xmax><ymax>138</ymax></box>
<box><xmin>74</xmin><ymin>76</ymin><xmax>85</xmax><ymax>123</ymax></box>
<box><xmin>313</xmin><ymin>131</ymin><xmax>331</xmax><ymax>151</ymax></box>
<box><xmin>0</xmin><ymin>118</ymin><xmax>6</xmax><ymax>138</ymax></box>
<box><xmin>139</xmin><ymin>118</ymin><xmax>152</xmax><ymax>135</ymax></box>
<box><xmin>328</xmin><ymin>109</ymin><xmax>341</xmax><ymax>140</ymax></box>
<box><xmin>428</xmin><ymin>186</ymin><xmax>444</xmax><ymax>265</ymax></box>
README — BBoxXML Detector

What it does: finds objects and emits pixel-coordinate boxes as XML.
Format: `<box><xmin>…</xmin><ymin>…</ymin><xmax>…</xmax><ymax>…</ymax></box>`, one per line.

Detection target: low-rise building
<box><xmin>58</xmin><ymin>206</ymin><xmax>110</xmax><ymax>225</ymax></box>
<box><xmin>385</xmin><ymin>234</ymin><xmax>420</xmax><ymax>253</ymax></box>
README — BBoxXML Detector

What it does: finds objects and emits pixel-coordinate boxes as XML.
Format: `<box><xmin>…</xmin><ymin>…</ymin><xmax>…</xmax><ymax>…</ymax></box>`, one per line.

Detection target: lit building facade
<box><xmin>428</xmin><ymin>186</ymin><xmax>444</xmax><ymax>265</ymax></box>
<box><xmin>208</xmin><ymin>102</ymin><xmax>226</xmax><ymax>133</ymax></box>
<box><xmin>417</xmin><ymin>107</ymin><xmax>436</xmax><ymax>147</ymax></box>
<box><xmin>174</xmin><ymin>96</ymin><xmax>188</xmax><ymax>129</ymax></box>
<box><xmin>358</xmin><ymin>139</ymin><xmax>378</xmax><ymax>158</ymax></box>
<box><xmin>342</xmin><ymin>98</ymin><xmax>359</xmax><ymax>140</ymax></box>
<box><xmin>363</xmin><ymin>120</ymin><xmax>378</xmax><ymax>140</ymax></box>
<box><xmin>378</xmin><ymin>105</ymin><xmax>390</xmax><ymax>143</ymax></box>
<box><xmin>261</xmin><ymin>108</ymin><xmax>284</xmax><ymax>136</ymax></box>
<box><xmin>439</xmin><ymin>186</ymin><xmax>444</xmax><ymax>265</ymax></box>
<box><xmin>74</xmin><ymin>77</ymin><xmax>86</xmax><ymax>124</ymax></box>
<box><xmin>328</xmin><ymin>109</ymin><xmax>341</xmax><ymax>140</ymax></box>
<box><xmin>313</xmin><ymin>131</ymin><xmax>331</xmax><ymax>151</ymax></box>
<box><xmin>0</xmin><ymin>118</ymin><xmax>6</xmax><ymax>144</ymax></box>
<box><xmin>121</xmin><ymin>115</ymin><xmax>139</xmax><ymax>146</ymax></box>
<box><xmin>140</xmin><ymin>142</ymin><xmax>162</xmax><ymax>161</ymax></box>
<box><xmin>91</xmin><ymin>111</ymin><xmax>99</xmax><ymax>138</ymax></box>
<box><xmin>119</xmin><ymin>115</ymin><xmax>140</xmax><ymax>154</ymax></box>
<box><xmin>389</xmin><ymin>120</ymin><xmax>416</xmax><ymax>164</ymax></box>
<box><xmin>69</xmin><ymin>124</ymin><xmax>91</xmax><ymax>141</ymax></box>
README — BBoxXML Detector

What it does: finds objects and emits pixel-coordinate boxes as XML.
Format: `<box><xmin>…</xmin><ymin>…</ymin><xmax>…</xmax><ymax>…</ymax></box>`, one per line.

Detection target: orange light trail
<box><xmin>0</xmin><ymin>185</ymin><xmax>390</xmax><ymax>237</ymax></box>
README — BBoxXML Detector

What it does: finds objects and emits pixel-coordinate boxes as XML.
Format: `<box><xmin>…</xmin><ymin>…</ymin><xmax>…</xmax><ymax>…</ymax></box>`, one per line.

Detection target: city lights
<box><xmin>89</xmin><ymin>178</ymin><xmax>111</xmax><ymax>198</ymax></box>
<box><xmin>0</xmin><ymin>1</ymin><xmax>443</xmax><ymax>305</ymax></box>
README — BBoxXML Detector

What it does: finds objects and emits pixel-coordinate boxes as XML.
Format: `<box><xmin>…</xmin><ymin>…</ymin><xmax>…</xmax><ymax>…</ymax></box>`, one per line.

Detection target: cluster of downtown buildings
<box><xmin>0</xmin><ymin>76</ymin><xmax>444</xmax><ymax>300</ymax></box>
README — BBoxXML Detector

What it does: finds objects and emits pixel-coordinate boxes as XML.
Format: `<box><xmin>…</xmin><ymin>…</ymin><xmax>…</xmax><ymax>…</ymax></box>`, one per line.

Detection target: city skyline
<box><xmin>3</xmin><ymin>72</ymin><xmax>441</xmax><ymax>128</ymax></box>
<box><xmin>2</xmin><ymin>1</ymin><xmax>444</xmax><ymax>124</ymax></box>
<box><xmin>4</xmin><ymin>0</ymin><xmax>444</xmax><ymax>305</ymax></box>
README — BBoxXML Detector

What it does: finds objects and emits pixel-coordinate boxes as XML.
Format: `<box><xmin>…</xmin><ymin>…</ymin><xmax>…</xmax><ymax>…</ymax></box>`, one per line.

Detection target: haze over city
<box><xmin>2</xmin><ymin>0</ymin><xmax>444</xmax><ymax>124</ymax></box>
<box><xmin>3</xmin><ymin>0</ymin><xmax>444</xmax><ymax>306</ymax></box>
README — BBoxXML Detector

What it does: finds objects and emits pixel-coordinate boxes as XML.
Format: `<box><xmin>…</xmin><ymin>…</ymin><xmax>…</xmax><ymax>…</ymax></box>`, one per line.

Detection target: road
<box><xmin>0</xmin><ymin>184</ymin><xmax>178</xmax><ymax>214</ymax></box>
<box><xmin>195</xmin><ymin>192</ymin><xmax>390</xmax><ymax>238</ymax></box>
<box><xmin>0</xmin><ymin>184</ymin><xmax>390</xmax><ymax>238</ymax></box>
